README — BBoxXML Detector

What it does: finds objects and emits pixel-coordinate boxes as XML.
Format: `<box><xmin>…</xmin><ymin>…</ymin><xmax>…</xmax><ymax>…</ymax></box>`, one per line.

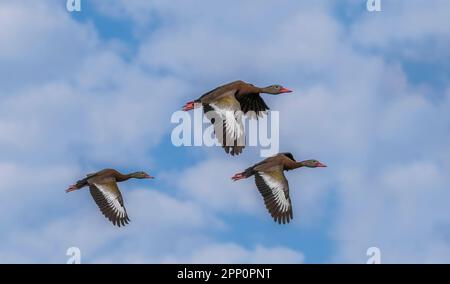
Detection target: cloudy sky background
<box><xmin>0</xmin><ymin>0</ymin><xmax>449</xmax><ymax>263</ymax></box>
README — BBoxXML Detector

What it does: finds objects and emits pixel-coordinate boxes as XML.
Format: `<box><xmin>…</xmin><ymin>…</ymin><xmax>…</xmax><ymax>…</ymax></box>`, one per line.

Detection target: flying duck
<box><xmin>66</xmin><ymin>169</ymin><xmax>153</xmax><ymax>227</ymax></box>
<box><xmin>232</xmin><ymin>153</ymin><xmax>326</xmax><ymax>224</ymax></box>
<box><xmin>183</xmin><ymin>80</ymin><xmax>292</xmax><ymax>156</ymax></box>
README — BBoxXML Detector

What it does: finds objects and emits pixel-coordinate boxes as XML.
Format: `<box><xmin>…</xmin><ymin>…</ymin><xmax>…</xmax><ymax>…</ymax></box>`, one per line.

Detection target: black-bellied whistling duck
<box><xmin>66</xmin><ymin>169</ymin><xmax>154</xmax><ymax>227</ymax></box>
<box><xmin>231</xmin><ymin>153</ymin><xmax>326</xmax><ymax>224</ymax></box>
<box><xmin>183</xmin><ymin>80</ymin><xmax>292</xmax><ymax>156</ymax></box>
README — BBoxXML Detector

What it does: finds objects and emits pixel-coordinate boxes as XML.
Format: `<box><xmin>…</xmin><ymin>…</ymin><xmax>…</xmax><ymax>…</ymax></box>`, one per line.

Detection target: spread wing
<box><xmin>89</xmin><ymin>181</ymin><xmax>130</xmax><ymax>227</ymax></box>
<box><xmin>236</xmin><ymin>93</ymin><xmax>269</xmax><ymax>118</ymax></box>
<box><xmin>203</xmin><ymin>91</ymin><xmax>245</xmax><ymax>156</ymax></box>
<box><xmin>254</xmin><ymin>169</ymin><xmax>293</xmax><ymax>224</ymax></box>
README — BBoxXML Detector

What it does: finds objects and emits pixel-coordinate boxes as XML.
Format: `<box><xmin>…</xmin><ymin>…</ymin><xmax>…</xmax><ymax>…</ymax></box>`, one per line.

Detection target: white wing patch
<box><xmin>94</xmin><ymin>183</ymin><xmax>127</xmax><ymax>219</ymax></box>
<box><xmin>207</xmin><ymin>103</ymin><xmax>244</xmax><ymax>146</ymax></box>
<box><xmin>259</xmin><ymin>172</ymin><xmax>290</xmax><ymax>213</ymax></box>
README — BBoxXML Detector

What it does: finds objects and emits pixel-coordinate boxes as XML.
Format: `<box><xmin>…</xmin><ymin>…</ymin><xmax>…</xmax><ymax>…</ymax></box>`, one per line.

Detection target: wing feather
<box><xmin>254</xmin><ymin>170</ymin><xmax>293</xmax><ymax>224</ymax></box>
<box><xmin>89</xmin><ymin>182</ymin><xmax>130</xmax><ymax>227</ymax></box>
<box><xmin>236</xmin><ymin>93</ymin><xmax>269</xmax><ymax>118</ymax></box>
<box><xmin>203</xmin><ymin>93</ymin><xmax>245</xmax><ymax>156</ymax></box>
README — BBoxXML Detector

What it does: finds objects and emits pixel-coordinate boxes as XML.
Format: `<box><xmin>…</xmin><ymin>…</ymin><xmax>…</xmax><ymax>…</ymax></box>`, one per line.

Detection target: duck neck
<box><xmin>285</xmin><ymin>161</ymin><xmax>306</xmax><ymax>171</ymax></box>
<box><xmin>116</xmin><ymin>172</ymin><xmax>133</xmax><ymax>182</ymax></box>
<box><xmin>291</xmin><ymin>162</ymin><xmax>305</xmax><ymax>170</ymax></box>
<box><xmin>260</xmin><ymin>86</ymin><xmax>274</xmax><ymax>94</ymax></box>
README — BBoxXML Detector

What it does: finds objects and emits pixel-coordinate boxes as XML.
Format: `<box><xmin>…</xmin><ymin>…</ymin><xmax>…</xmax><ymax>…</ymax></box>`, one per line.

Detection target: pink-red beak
<box><xmin>316</xmin><ymin>162</ymin><xmax>327</xmax><ymax>168</ymax></box>
<box><xmin>280</xmin><ymin>87</ymin><xmax>293</xmax><ymax>94</ymax></box>
<box><xmin>145</xmin><ymin>174</ymin><xmax>155</xmax><ymax>179</ymax></box>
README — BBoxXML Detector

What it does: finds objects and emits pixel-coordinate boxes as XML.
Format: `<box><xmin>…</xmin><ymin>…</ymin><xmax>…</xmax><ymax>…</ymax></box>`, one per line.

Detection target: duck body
<box><xmin>183</xmin><ymin>80</ymin><xmax>292</xmax><ymax>156</ymax></box>
<box><xmin>66</xmin><ymin>169</ymin><xmax>153</xmax><ymax>227</ymax></box>
<box><xmin>232</xmin><ymin>153</ymin><xmax>326</xmax><ymax>224</ymax></box>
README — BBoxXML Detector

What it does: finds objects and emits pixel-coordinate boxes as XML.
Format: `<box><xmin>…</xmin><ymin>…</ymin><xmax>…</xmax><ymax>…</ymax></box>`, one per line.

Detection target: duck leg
<box><xmin>231</xmin><ymin>172</ymin><xmax>246</xmax><ymax>181</ymax></box>
<box><xmin>65</xmin><ymin>185</ymin><xmax>80</xmax><ymax>193</ymax></box>
<box><xmin>66</xmin><ymin>176</ymin><xmax>90</xmax><ymax>193</ymax></box>
<box><xmin>182</xmin><ymin>101</ymin><xmax>199</xmax><ymax>111</ymax></box>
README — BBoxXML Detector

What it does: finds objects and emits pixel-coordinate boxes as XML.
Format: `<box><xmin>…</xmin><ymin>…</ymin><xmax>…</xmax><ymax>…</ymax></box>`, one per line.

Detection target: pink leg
<box><xmin>231</xmin><ymin>172</ymin><xmax>246</xmax><ymax>181</ymax></box>
<box><xmin>182</xmin><ymin>101</ymin><xmax>196</xmax><ymax>111</ymax></box>
<box><xmin>66</xmin><ymin>185</ymin><xmax>78</xmax><ymax>193</ymax></box>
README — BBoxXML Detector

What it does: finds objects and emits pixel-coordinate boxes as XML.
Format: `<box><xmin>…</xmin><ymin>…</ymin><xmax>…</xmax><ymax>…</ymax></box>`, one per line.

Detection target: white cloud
<box><xmin>332</xmin><ymin>160</ymin><xmax>450</xmax><ymax>263</ymax></box>
<box><xmin>0</xmin><ymin>184</ymin><xmax>304</xmax><ymax>264</ymax></box>
<box><xmin>175</xmin><ymin>158</ymin><xmax>262</xmax><ymax>215</ymax></box>
<box><xmin>0</xmin><ymin>1</ymin><xmax>98</xmax><ymax>90</ymax></box>
<box><xmin>0</xmin><ymin>185</ymin><xmax>216</xmax><ymax>263</ymax></box>
<box><xmin>163</xmin><ymin>243</ymin><xmax>305</xmax><ymax>264</ymax></box>
<box><xmin>350</xmin><ymin>0</ymin><xmax>450</xmax><ymax>61</ymax></box>
<box><xmin>0</xmin><ymin>1</ymin><xmax>307</xmax><ymax>264</ymax></box>
<box><xmin>1</xmin><ymin>0</ymin><xmax>449</xmax><ymax>264</ymax></box>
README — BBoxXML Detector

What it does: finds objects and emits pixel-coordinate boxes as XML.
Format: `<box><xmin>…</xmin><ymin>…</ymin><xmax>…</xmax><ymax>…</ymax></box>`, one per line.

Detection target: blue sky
<box><xmin>0</xmin><ymin>0</ymin><xmax>449</xmax><ymax>263</ymax></box>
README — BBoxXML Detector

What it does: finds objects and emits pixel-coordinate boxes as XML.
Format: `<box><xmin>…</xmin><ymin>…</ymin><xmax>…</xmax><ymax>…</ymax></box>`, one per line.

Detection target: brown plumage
<box><xmin>183</xmin><ymin>80</ymin><xmax>292</xmax><ymax>156</ymax></box>
<box><xmin>232</xmin><ymin>153</ymin><xmax>326</xmax><ymax>224</ymax></box>
<box><xmin>66</xmin><ymin>169</ymin><xmax>153</xmax><ymax>227</ymax></box>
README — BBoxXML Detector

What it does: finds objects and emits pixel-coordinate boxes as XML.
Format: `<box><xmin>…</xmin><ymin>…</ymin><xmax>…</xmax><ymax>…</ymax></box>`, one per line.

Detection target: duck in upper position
<box><xmin>66</xmin><ymin>169</ymin><xmax>153</xmax><ymax>227</ymax></box>
<box><xmin>232</xmin><ymin>153</ymin><xmax>326</xmax><ymax>224</ymax></box>
<box><xmin>183</xmin><ymin>80</ymin><xmax>292</xmax><ymax>156</ymax></box>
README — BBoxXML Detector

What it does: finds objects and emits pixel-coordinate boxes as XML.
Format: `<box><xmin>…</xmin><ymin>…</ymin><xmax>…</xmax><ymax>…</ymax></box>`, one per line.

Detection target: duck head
<box><xmin>261</xmin><ymin>85</ymin><xmax>293</xmax><ymax>95</ymax></box>
<box><xmin>130</xmin><ymin>171</ymin><xmax>154</xmax><ymax>179</ymax></box>
<box><xmin>301</xmin><ymin>160</ymin><xmax>327</xmax><ymax>168</ymax></box>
